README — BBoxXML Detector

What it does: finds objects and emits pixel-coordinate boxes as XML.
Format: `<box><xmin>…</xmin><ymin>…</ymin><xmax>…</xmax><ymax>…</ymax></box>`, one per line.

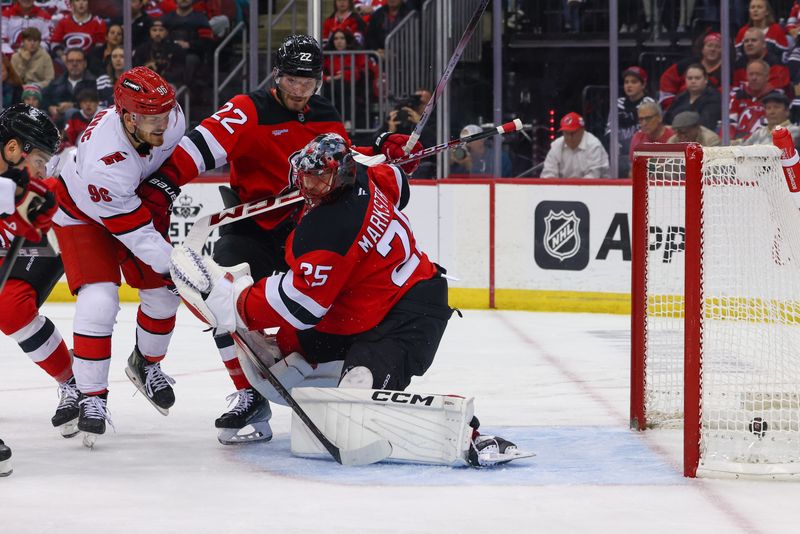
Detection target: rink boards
<box><xmin>49</xmin><ymin>177</ymin><xmax>638</xmax><ymax>314</ymax></box>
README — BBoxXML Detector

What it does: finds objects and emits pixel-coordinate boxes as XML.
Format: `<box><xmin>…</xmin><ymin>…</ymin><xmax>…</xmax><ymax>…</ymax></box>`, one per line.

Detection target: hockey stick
<box><xmin>0</xmin><ymin>235</ymin><xmax>24</xmax><ymax>292</ymax></box>
<box><xmin>355</xmin><ymin>119</ymin><xmax>524</xmax><ymax>168</ymax></box>
<box><xmin>182</xmin><ymin>189</ymin><xmax>304</xmax><ymax>251</ymax></box>
<box><xmin>231</xmin><ymin>330</ymin><xmax>393</xmax><ymax>466</ymax></box>
<box><xmin>403</xmin><ymin>0</ymin><xmax>491</xmax><ymax>154</ymax></box>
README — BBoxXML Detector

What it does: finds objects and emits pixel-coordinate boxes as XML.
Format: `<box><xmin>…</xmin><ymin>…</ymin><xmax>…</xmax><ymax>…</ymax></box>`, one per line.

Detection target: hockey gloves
<box><xmin>137</xmin><ymin>173</ymin><xmax>181</xmax><ymax>236</ymax></box>
<box><xmin>374</xmin><ymin>133</ymin><xmax>422</xmax><ymax>175</ymax></box>
<box><xmin>0</xmin><ymin>176</ymin><xmax>57</xmax><ymax>243</ymax></box>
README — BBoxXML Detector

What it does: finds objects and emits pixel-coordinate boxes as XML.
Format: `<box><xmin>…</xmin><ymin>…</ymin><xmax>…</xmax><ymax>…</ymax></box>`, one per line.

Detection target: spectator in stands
<box><xmin>733</xmin><ymin>27</ymin><xmax>791</xmax><ymax>94</ymax></box>
<box><xmin>133</xmin><ymin>20</ymin><xmax>186</xmax><ymax>86</ymax></box>
<box><xmin>366</xmin><ymin>0</ymin><xmax>413</xmax><ymax>58</ymax></box>
<box><xmin>87</xmin><ymin>24</ymin><xmax>122</xmax><ymax>77</ymax></box>
<box><xmin>192</xmin><ymin>0</ymin><xmax>236</xmax><ymax>38</ymax></box>
<box><xmin>1</xmin><ymin>56</ymin><xmax>22</xmax><ymax>107</ymax></box>
<box><xmin>355</xmin><ymin>0</ymin><xmax>385</xmax><ymax>24</ymax></box>
<box><xmin>563</xmin><ymin>0</ymin><xmax>584</xmax><ymax>33</ymax></box>
<box><xmin>50</xmin><ymin>0</ymin><xmax>107</xmax><ymax>56</ymax></box>
<box><xmin>666</xmin><ymin>111</ymin><xmax>721</xmax><ymax>146</ymax></box>
<box><xmin>20</xmin><ymin>82</ymin><xmax>43</xmax><ymax>109</ymax></box>
<box><xmin>785</xmin><ymin>21</ymin><xmax>800</xmax><ymax>117</ymax></box>
<box><xmin>743</xmin><ymin>91</ymin><xmax>800</xmax><ymax>145</ymax></box>
<box><xmin>660</xmin><ymin>32</ymin><xmax>722</xmax><ymax>110</ymax></box>
<box><xmin>161</xmin><ymin>0</ymin><xmax>214</xmax><ymax>84</ymax></box>
<box><xmin>96</xmin><ymin>45</ymin><xmax>124</xmax><ymax>108</ymax></box>
<box><xmin>451</xmin><ymin>123</ymin><xmax>513</xmax><ymax>177</ymax></box>
<box><xmin>127</xmin><ymin>0</ymin><xmax>154</xmax><ymax>48</ymax></box>
<box><xmin>730</xmin><ymin>59</ymin><xmax>777</xmax><ymax>141</ymax></box>
<box><xmin>145</xmin><ymin>0</ymin><xmax>178</xmax><ymax>18</ymax></box>
<box><xmin>63</xmin><ymin>87</ymin><xmax>98</xmax><ymax>147</ymax></box>
<box><xmin>1</xmin><ymin>0</ymin><xmax>52</xmax><ymax>53</ymax></box>
<box><xmin>384</xmin><ymin>87</ymin><xmax>436</xmax><ymax>177</ymax></box>
<box><xmin>629</xmin><ymin>101</ymin><xmax>673</xmax><ymax>169</ymax></box>
<box><xmin>607</xmin><ymin>66</ymin><xmax>655</xmax><ymax>178</ymax></box>
<box><xmin>323</xmin><ymin>0</ymin><xmax>367</xmax><ymax>46</ymax></box>
<box><xmin>10</xmin><ymin>27</ymin><xmax>54</xmax><ymax>88</ymax></box>
<box><xmin>735</xmin><ymin>0</ymin><xmax>789</xmax><ymax>59</ymax></box>
<box><xmin>42</xmin><ymin>47</ymin><xmax>96</xmax><ymax>126</ymax></box>
<box><xmin>323</xmin><ymin>28</ymin><xmax>366</xmax><ymax>122</ymax></box>
<box><xmin>541</xmin><ymin>112</ymin><xmax>609</xmax><ymax>179</ymax></box>
<box><xmin>663</xmin><ymin>64</ymin><xmax>721</xmax><ymax>130</ymax></box>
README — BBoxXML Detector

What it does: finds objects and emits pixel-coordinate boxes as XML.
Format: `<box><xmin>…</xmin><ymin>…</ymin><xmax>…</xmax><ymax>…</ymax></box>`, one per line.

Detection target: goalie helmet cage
<box><xmin>631</xmin><ymin>142</ymin><xmax>800</xmax><ymax>479</ymax></box>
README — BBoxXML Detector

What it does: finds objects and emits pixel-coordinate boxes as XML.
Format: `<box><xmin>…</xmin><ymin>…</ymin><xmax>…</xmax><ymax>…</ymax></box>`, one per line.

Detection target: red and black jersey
<box><xmin>160</xmin><ymin>89</ymin><xmax>349</xmax><ymax>230</ymax></box>
<box><xmin>51</xmin><ymin>14</ymin><xmax>107</xmax><ymax>52</ymax></box>
<box><xmin>238</xmin><ymin>163</ymin><xmax>438</xmax><ymax>336</ymax></box>
<box><xmin>732</xmin><ymin>52</ymin><xmax>792</xmax><ymax>95</ymax></box>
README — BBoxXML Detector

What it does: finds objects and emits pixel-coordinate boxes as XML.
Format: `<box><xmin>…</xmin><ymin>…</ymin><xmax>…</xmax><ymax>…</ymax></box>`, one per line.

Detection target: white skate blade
<box><xmin>217</xmin><ymin>421</ymin><xmax>273</xmax><ymax>445</ymax></box>
<box><xmin>0</xmin><ymin>458</ymin><xmax>11</xmax><ymax>477</ymax></box>
<box><xmin>478</xmin><ymin>448</ymin><xmax>536</xmax><ymax>467</ymax></box>
<box><xmin>59</xmin><ymin>418</ymin><xmax>79</xmax><ymax>438</ymax></box>
<box><xmin>82</xmin><ymin>432</ymin><xmax>99</xmax><ymax>449</ymax></box>
<box><xmin>125</xmin><ymin>367</ymin><xmax>169</xmax><ymax>416</ymax></box>
<box><xmin>338</xmin><ymin>440</ymin><xmax>393</xmax><ymax>466</ymax></box>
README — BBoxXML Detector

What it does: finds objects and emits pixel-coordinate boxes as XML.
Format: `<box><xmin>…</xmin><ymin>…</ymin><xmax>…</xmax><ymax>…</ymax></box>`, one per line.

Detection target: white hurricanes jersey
<box><xmin>54</xmin><ymin>105</ymin><xmax>185</xmax><ymax>274</ymax></box>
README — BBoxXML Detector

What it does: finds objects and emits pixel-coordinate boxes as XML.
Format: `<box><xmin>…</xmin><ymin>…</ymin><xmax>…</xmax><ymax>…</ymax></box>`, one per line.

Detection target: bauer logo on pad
<box><xmin>534</xmin><ymin>201</ymin><xmax>590</xmax><ymax>270</ymax></box>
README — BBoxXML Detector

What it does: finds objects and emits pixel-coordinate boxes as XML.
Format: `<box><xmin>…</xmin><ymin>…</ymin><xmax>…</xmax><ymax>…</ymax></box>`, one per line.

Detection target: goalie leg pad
<box><xmin>236</xmin><ymin>329</ymin><xmax>343</xmax><ymax>405</ymax></box>
<box><xmin>289</xmin><ymin>387</ymin><xmax>475</xmax><ymax>466</ymax></box>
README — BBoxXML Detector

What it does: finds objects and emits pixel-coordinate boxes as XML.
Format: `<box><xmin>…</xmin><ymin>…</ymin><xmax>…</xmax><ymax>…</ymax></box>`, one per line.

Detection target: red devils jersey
<box><xmin>239</xmin><ymin>163</ymin><xmax>438</xmax><ymax>336</ymax></box>
<box><xmin>160</xmin><ymin>89</ymin><xmax>349</xmax><ymax>230</ymax></box>
<box><xmin>51</xmin><ymin>14</ymin><xmax>107</xmax><ymax>51</ymax></box>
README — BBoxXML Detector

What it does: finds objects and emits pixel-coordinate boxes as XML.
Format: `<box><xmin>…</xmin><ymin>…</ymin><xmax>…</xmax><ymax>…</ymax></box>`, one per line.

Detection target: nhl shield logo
<box><xmin>543</xmin><ymin>210</ymin><xmax>580</xmax><ymax>261</ymax></box>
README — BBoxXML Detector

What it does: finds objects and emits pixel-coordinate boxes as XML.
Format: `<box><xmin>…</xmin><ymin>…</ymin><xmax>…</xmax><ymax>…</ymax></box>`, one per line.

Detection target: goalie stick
<box><xmin>355</xmin><ymin>119</ymin><xmax>524</xmax><ymax>168</ymax></box>
<box><xmin>403</xmin><ymin>0</ymin><xmax>491</xmax><ymax>154</ymax></box>
<box><xmin>231</xmin><ymin>331</ymin><xmax>393</xmax><ymax>466</ymax></box>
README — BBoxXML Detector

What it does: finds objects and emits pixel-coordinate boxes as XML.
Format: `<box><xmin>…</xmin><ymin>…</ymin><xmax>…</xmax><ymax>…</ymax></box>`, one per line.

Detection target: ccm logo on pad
<box><xmin>371</xmin><ymin>391</ymin><xmax>435</xmax><ymax>406</ymax></box>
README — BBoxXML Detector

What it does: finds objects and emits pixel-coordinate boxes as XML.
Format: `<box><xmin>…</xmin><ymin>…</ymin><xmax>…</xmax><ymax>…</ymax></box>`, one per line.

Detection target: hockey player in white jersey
<box><xmin>53</xmin><ymin>66</ymin><xmax>185</xmax><ymax>446</ymax></box>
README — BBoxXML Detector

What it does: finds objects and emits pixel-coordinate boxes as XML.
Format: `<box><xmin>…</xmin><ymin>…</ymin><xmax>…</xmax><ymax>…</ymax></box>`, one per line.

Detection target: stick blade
<box><xmin>338</xmin><ymin>439</ymin><xmax>393</xmax><ymax>466</ymax></box>
<box><xmin>350</xmin><ymin>149</ymin><xmax>386</xmax><ymax>167</ymax></box>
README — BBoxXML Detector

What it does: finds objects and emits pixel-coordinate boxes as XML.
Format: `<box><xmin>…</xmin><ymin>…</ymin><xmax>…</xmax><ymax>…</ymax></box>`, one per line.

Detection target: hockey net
<box><xmin>631</xmin><ymin>143</ymin><xmax>800</xmax><ymax>479</ymax></box>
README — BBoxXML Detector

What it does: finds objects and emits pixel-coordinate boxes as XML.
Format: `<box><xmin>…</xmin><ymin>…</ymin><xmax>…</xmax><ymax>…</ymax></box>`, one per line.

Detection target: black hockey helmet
<box><xmin>0</xmin><ymin>104</ymin><xmax>61</xmax><ymax>158</ymax></box>
<box><xmin>292</xmin><ymin>133</ymin><xmax>356</xmax><ymax>207</ymax></box>
<box><xmin>274</xmin><ymin>34</ymin><xmax>323</xmax><ymax>79</ymax></box>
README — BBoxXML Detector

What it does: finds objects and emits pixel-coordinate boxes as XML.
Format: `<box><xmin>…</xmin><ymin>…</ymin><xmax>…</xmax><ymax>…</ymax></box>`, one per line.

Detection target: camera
<box><xmin>453</xmin><ymin>146</ymin><xmax>468</xmax><ymax>160</ymax></box>
<box><xmin>394</xmin><ymin>94</ymin><xmax>422</xmax><ymax>111</ymax></box>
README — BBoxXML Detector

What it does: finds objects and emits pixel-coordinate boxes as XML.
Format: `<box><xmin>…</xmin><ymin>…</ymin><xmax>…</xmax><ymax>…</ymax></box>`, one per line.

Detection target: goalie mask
<box><xmin>293</xmin><ymin>133</ymin><xmax>356</xmax><ymax>208</ymax></box>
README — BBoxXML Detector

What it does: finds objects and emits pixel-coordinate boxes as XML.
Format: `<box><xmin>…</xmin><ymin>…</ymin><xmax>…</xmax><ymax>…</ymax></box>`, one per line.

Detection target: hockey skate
<box><xmin>467</xmin><ymin>417</ymin><xmax>535</xmax><ymax>467</ymax></box>
<box><xmin>125</xmin><ymin>347</ymin><xmax>176</xmax><ymax>415</ymax></box>
<box><xmin>0</xmin><ymin>439</ymin><xmax>11</xmax><ymax>477</ymax></box>
<box><xmin>78</xmin><ymin>393</ymin><xmax>112</xmax><ymax>449</ymax></box>
<box><xmin>215</xmin><ymin>388</ymin><xmax>272</xmax><ymax>445</ymax></box>
<box><xmin>51</xmin><ymin>376</ymin><xmax>80</xmax><ymax>438</ymax></box>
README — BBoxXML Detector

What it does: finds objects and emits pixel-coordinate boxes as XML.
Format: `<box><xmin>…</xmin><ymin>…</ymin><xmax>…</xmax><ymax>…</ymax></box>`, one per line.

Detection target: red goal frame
<box><xmin>630</xmin><ymin>142</ymin><xmax>704</xmax><ymax>478</ymax></box>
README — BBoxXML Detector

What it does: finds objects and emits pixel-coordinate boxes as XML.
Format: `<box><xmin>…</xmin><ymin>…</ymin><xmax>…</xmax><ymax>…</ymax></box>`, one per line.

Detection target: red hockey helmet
<box><xmin>114</xmin><ymin>66</ymin><xmax>176</xmax><ymax>116</ymax></box>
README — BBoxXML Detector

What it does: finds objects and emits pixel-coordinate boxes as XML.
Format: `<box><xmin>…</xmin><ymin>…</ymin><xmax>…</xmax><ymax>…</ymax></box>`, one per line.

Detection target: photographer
<box><xmin>384</xmin><ymin>88</ymin><xmax>436</xmax><ymax>177</ymax></box>
<box><xmin>450</xmin><ymin>124</ymin><xmax>513</xmax><ymax>177</ymax></box>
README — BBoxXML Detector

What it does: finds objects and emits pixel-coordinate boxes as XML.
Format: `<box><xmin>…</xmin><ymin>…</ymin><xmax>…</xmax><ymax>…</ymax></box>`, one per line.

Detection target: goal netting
<box><xmin>631</xmin><ymin>143</ymin><xmax>800</xmax><ymax>479</ymax></box>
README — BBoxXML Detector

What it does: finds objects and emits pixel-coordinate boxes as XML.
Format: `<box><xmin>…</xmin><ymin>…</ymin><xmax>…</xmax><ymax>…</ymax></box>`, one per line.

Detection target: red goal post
<box><xmin>631</xmin><ymin>142</ymin><xmax>800</xmax><ymax>479</ymax></box>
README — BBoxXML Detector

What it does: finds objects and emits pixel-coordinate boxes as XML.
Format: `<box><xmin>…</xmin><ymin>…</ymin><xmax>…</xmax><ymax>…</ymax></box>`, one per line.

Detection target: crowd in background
<box><xmin>539</xmin><ymin>0</ymin><xmax>800</xmax><ymax>178</ymax></box>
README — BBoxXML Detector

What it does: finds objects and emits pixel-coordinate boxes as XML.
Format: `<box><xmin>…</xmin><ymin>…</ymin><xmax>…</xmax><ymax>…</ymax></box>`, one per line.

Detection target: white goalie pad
<box><xmin>235</xmin><ymin>329</ymin><xmax>343</xmax><ymax>406</ymax></box>
<box><xmin>290</xmin><ymin>387</ymin><xmax>475</xmax><ymax>466</ymax></box>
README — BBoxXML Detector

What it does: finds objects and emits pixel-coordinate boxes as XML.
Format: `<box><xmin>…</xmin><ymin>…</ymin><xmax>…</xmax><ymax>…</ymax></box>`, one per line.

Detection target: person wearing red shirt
<box><xmin>322</xmin><ymin>0</ymin><xmax>367</xmax><ymax>46</ymax></box>
<box><xmin>735</xmin><ymin>0</ymin><xmax>789</xmax><ymax>59</ymax></box>
<box><xmin>730</xmin><ymin>59</ymin><xmax>779</xmax><ymax>141</ymax></box>
<box><xmin>50</xmin><ymin>0</ymin><xmax>106</xmax><ymax>54</ymax></box>
<box><xmin>732</xmin><ymin>27</ymin><xmax>791</xmax><ymax>94</ymax></box>
<box><xmin>629</xmin><ymin>101</ymin><xmax>674</xmax><ymax>171</ymax></box>
<box><xmin>1</xmin><ymin>0</ymin><xmax>52</xmax><ymax>52</ymax></box>
<box><xmin>659</xmin><ymin>32</ymin><xmax>722</xmax><ymax>111</ymax></box>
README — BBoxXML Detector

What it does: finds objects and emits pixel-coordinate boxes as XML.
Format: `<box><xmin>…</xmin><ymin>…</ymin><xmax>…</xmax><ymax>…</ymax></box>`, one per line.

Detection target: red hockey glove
<box><xmin>136</xmin><ymin>173</ymin><xmax>181</xmax><ymax>236</ymax></box>
<box><xmin>374</xmin><ymin>133</ymin><xmax>422</xmax><ymax>175</ymax></box>
<box><xmin>0</xmin><ymin>177</ymin><xmax>57</xmax><ymax>243</ymax></box>
<box><xmin>5</xmin><ymin>167</ymin><xmax>30</xmax><ymax>202</ymax></box>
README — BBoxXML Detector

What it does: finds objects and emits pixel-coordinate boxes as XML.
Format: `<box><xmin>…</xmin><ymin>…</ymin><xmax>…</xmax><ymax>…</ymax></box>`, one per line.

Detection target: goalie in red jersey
<box><xmin>172</xmin><ymin>134</ymin><xmax>525</xmax><ymax>466</ymax></box>
<box><xmin>156</xmin><ymin>34</ymin><xmax>421</xmax><ymax>444</ymax></box>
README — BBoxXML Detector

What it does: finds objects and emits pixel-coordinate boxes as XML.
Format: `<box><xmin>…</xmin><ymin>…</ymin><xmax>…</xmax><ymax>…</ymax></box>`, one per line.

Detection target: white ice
<box><xmin>1</xmin><ymin>304</ymin><xmax>799</xmax><ymax>533</ymax></box>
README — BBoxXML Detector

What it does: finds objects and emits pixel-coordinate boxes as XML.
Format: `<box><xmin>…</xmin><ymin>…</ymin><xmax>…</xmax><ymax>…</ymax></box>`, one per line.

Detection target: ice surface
<box><xmin>1</xmin><ymin>305</ymin><xmax>799</xmax><ymax>533</ymax></box>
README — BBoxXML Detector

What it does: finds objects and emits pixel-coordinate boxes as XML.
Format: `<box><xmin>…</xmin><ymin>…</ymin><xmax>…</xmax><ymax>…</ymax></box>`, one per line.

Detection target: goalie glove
<box><xmin>0</xmin><ymin>177</ymin><xmax>57</xmax><ymax>243</ymax></box>
<box><xmin>374</xmin><ymin>133</ymin><xmax>422</xmax><ymax>175</ymax></box>
<box><xmin>169</xmin><ymin>245</ymin><xmax>254</xmax><ymax>333</ymax></box>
